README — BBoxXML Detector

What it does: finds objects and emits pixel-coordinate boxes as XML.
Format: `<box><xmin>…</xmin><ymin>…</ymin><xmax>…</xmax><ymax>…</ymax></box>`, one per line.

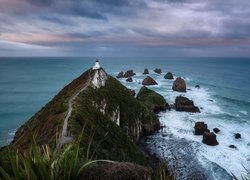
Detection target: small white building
<box><xmin>92</xmin><ymin>60</ymin><xmax>101</xmax><ymax>70</ymax></box>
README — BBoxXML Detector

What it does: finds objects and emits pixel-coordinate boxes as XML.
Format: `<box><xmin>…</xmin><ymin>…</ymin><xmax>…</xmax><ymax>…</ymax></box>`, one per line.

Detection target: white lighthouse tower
<box><xmin>92</xmin><ymin>59</ymin><xmax>101</xmax><ymax>70</ymax></box>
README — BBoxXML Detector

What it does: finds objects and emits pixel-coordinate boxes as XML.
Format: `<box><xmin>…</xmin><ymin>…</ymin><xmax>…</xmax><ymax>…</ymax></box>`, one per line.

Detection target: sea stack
<box><xmin>142</xmin><ymin>76</ymin><xmax>158</xmax><ymax>86</ymax></box>
<box><xmin>172</xmin><ymin>77</ymin><xmax>186</xmax><ymax>92</ymax></box>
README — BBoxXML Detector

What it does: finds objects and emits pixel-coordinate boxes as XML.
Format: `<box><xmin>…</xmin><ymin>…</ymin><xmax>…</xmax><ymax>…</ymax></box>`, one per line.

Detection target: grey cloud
<box><xmin>66</xmin><ymin>31</ymin><xmax>105</xmax><ymax>39</ymax></box>
<box><xmin>26</xmin><ymin>0</ymin><xmax>54</xmax><ymax>6</ymax></box>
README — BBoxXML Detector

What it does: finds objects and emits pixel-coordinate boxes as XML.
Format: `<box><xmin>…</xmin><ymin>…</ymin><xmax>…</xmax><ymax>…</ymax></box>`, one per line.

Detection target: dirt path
<box><xmin>59</xmin><ymin>79</ymin><xmax>90</xmax><ymax>147</ymax></box>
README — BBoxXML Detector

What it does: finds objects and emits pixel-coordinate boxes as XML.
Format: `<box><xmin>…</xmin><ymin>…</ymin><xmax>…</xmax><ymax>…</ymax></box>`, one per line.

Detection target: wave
<box><xmin>215</xmin><ymin>95</ymin><xmax>250</xmax><ymax>107</ymax></box>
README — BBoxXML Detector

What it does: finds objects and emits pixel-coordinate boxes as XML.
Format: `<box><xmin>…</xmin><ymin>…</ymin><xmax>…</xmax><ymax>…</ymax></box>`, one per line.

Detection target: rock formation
<box><xmin>194</xmin><ymin>122</ymin><xmax>209</xmax><ymax>135</ymax></box>
<box><xmin>124</xmin><ymin>70</ymin><xmax>136</xmax><ymax>78</ymax></box>
<box><xmin>234</xmin><ymin>133</ymin><xmax>241</xmax><ymax>139</ymax></box>
<box><xmin>213</xmin><ymin>128</ymin><xmax>220</xmax><ymax>134</ymax></box>
<box><xmin>154</xmin><ymin>68</ymin><xmax>162</xmax><ymax>74</ymax></box>
<box><xmin>202</xmin><ymin>132</ymin><xmax>219</xmax><ymax>146</ymax></box>
<box><xmin>8</xmin><ymin>67</ymin><xmax>159</xmax><ymax>166</ymax></box>
<box><xmin>164</xmin><ymin>72</ymin><xmax>174</xmax><ymax>79</ymax></box>
<box><xmin>229</xmin><ymin>145</ymin><xmax>237</xmax><ymax>149</ymax></box>
<box><xmin>126</xmin><ymin>77</ymin><xmax>133</xmax><ymax>82</ymax></box>
<box><xmin>79</xmin><ymin>162</ymin><xmax>152</xmax><ymax>179</ymax></box>
<box><xmin>142</xmin><ymin>76</ymin><xmax>158</xmax><ymax>86</ymax></box>
<box><xmin>137</xmin><ymin>86</ymin><xmax>167</xmax><ymax>114</ymax></box>
<box><xmin>195</xmin><ymin>85</ymin><xmax>200</xmax><ymax>89</ymax></box>
<box><xmin>175</xmin><ymin>96</ymin><xmax>200</xmax><ymax>113</ymax></box>
<box><xmin>172</xmin><ymin>77</ymin><xmax>186</xmax><ymax>92</ymax></box>
<box><xmin>143</xmin><ymin>68</ymin><xmax>149</xmax><ymax>75</ymax></box>
<box><xmin>116</xmin><ymin>71</ymin><xmax>124</xmax><ymax>78</ymax></box>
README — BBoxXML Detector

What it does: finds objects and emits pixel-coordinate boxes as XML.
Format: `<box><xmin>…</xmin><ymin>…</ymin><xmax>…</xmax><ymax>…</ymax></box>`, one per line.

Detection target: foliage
<box><xmin>156</xmin><ymin>162</ymin><xmax>174</xmax><ymax>180</ymax></box>
<box><xmin>137</xmin><ymin>86</ymin><xmax>166</xmax><ymax>109</ymax></box>
<box><xmin>0</xmin><ymin>132</ymin><xmax>114</xmax><ymax>180</ymax></box>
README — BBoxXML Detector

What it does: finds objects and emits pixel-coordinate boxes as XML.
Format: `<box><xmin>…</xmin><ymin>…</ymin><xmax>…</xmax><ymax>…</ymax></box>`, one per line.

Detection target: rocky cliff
<box><xmin>9</xmin><ymin>68</ymin><xmax>159</xmax><ymax>164</ymax></box>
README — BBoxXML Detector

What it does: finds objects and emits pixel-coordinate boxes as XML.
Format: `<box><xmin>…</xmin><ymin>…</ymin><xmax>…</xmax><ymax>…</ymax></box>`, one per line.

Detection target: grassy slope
<box><xmin>137</xmin><ymin>86</ymin><xmax>166</xmax><ymax>109</ymax></box>
<box><xmin>68</xmin><ymin>76</ymin><xmax>158</xmax><ymax>165</ymax></box>
<box><xmin>1</xmin><ymin>69</ymin><xmax>160</xmax><ymax>167</ymax></box>
<box><xmin>11</xmin><ymin>69</ymin><xmax>94</xmax><ymax>150</ymax></box>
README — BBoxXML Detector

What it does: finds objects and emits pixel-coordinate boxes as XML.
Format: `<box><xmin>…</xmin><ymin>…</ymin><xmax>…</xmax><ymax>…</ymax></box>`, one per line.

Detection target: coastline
<box><xmin>0</xmin><ymin>58</ymin><xmax>249</xmax><ymax>179</ymax></box>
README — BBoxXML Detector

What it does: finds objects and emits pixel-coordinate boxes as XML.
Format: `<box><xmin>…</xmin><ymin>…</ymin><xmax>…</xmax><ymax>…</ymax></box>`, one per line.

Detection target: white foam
<box><xmin>239</xmin><ymin>110</ymin><xmax>248</xmax><ymax>115</ymax></box>
<box><xmin>116</xmin><ymin>71</ymin><xmax>250</xmax><ymax>179</ymax></box>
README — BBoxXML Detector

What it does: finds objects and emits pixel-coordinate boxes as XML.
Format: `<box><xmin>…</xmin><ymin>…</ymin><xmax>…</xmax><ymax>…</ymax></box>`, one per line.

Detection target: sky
<box><xmin>0</xmin><ymin>0</ymin><xmax>250</xmax><ymax>57</ymax></box>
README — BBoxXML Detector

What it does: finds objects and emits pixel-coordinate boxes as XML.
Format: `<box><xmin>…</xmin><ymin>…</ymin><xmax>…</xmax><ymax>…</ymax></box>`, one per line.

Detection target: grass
<box><xmin>0</xmin><ymin>130</ymin><xmax>114</xmax><ymax>180</ymax></box>
<box><xmin>137</xmin><ymin>86</ymin><xmax>166</xmax><ymax>109</ymax></box>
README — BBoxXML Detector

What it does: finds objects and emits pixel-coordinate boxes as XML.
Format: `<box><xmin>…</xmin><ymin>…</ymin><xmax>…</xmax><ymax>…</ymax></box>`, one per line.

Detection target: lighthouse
<box><xmin>92</xmin><ymin>59</ymin><xmax>101</xmax><ymax>70</ymax></box>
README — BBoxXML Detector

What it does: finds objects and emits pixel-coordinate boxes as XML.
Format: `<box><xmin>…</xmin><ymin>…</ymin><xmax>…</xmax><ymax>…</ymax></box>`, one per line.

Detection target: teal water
<box><xmin>0</xmin><ymin>57</ymin><xmax>250</xmax><ymax>178</ymax></box>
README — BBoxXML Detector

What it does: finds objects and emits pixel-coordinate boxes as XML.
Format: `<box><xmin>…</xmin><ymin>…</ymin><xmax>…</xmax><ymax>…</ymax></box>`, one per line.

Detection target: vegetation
<box><xmin>137</xmin><ymin>86</ymin><xmax>166</xmax><ymax>109</ymax></box>
<box><xmin>1</xmin><ymin>69</ymin><xmax>167</xmax><ymax>179</ymax></box>
<box><xmin>12</xmin><ymin>69</ymin><xmax>94</xmax><ymax>150</ymax></box>
<box><xmin>0</xmin><ymin>131</ymin><xmax>114</xmax><ymax>180</ymax></box>
<box><xmin>68</xmin><ymin>76</ymin><xmax>158</xmax><ymax>165</ymax></box>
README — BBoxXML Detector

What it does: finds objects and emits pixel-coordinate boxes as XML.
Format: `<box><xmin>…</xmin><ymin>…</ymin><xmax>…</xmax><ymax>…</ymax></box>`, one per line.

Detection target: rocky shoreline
<box><xmin>116</xmin><ymin>68</ymin><xmax>243</xmax><ymax>179</ymax></box>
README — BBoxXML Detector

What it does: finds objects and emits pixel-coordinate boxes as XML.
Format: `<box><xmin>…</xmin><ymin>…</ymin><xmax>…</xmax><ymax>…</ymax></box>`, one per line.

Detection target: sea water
<box><xmin>0</xmin><ymin>57</ymin><xmax>249</xmax><ymax>179</ymax></box>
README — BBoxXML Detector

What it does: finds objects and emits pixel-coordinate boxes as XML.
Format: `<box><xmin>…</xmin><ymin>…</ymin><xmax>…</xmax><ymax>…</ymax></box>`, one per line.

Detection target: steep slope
<box><xmin>9</xmin><ymin>68</ymin><xmax>159</xmax><ymax>164</ymax></box>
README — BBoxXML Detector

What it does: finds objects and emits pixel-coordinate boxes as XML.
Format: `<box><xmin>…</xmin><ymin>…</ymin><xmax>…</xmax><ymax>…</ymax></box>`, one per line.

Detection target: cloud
<box><xmin>0</xmin><ymin>0</ymin><xmax>250</xmax><ymax>57</ymax></box>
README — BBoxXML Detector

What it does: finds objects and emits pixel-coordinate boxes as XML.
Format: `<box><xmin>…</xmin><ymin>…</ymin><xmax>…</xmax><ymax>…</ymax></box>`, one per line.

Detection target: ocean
<box><xmin>0</xmin><ymin>57</ymin><xmax>249</xmax><ymax>179</ymax></box>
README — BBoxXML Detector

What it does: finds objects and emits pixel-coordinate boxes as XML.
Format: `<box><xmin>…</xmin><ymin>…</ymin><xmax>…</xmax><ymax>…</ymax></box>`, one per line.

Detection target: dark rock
<box><xmin>142</xmin><ymin>76</ymin><xmax>158</xmax><ymax>86</ymax></box>
<box><xmin>143</xmin><ymin>123</ymin><xmax>161</xmax><ymax>136</ymax></box>
<box><xmin>153</xmin><ymin>105</ymin><xmax>168</xmax><ymax>114</ymax></box>
<box><xmin>137</xmin><ymin>86</ymin><xmax>166</xmax><ymax>110</ymax></box>
<box><xmin>202</xmin><ymin>132</ymin><xmax>219</xmax><ymax>146</ymax></box>
<box><xmin>124</xmin><ymin>70</ymin><xmax>136</xmax><ymax>78</ymax></box>
<box><xmin>172</xmin><ymin>77</ymin><xmax>186</xmax><ymax>92</ymax></box>
<box><xmin>175</xmin><ymin>96</ymin><xmax>200</xmax><ymax>113</ymax></box>
<box><xmin>128</xmin><ymin>89</ymin><xmax>136</xmax><ymax>97</ymax></box>
<box><xmin>234</xmin><ymin>133</ymin><xmax>241</xmax><ymax>139</ymax></box>
<box><xmin>79</xmin><ymin>162</ymin><xmax>152</xmax><ymax>180</ymax></box>
<box><xmin>213</xmin><ymin>128</ymin><xmax>220</xmax><ymax>134</ymax></box>
<box><xmin>126</xmin><ymin>77</ymin><xmax>133</xmax><ymax>82</ymax></box>
<box><xmin>160</xmin><ymin>125</ymin><xmax>166</xmax><ymax>129</ymax></box>
<box><xmin>195</xmin><ymin>85</ymin><xmax>200</xmax><ymax>89</ymax></box>
<box><xmin>169</xmin><ymin>104</ymin><xmax>175</xmax><ymax>109</ymax></box>
<box><xmin>229</xmin><ymin>145</ymin><xmax>237</xmax><ymax>149</ymax></box>
<box><xmin>143</xmin><ymin>68</ymin><xmax>149</xmax><ymax>74</ymax></box>
<box><xmin>164</xmin><ymin>72</ymin><xmax>174</xmax><ymax>79</ymax></box>
<box><xmin>154</xmin><ymin>68</ymin><xmax>162</xmax><ymax>74</ymax></box>
<box><xmin>194</xmin><ymin>122</ymin><xmax>208</xmax><ymax>135</ymax></box>
<box><xmin>116</xmin><ymin>71</ymin><xmax>124</xmax><ymax>78</ymax></box>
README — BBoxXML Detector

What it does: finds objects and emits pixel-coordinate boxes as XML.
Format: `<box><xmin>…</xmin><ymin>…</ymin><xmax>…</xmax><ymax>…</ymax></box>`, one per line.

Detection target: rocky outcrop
<box><xmin>137</xmin><ymin>86</ymin><xmax>167</xmax><ymax>113</ymax></box>
<box><xmin>172</xmin><ymin>77</ymin><xmax>186</xmax><ymax>92</ymax></box>
<box><xmin>79</xmin><ymin>162</ymin><xmax>152</xmax><ymax>180</ymax></box>
<box><xmin>129</xmin><ymin>89</ymin><xmax>136</xmax><ymax>97</ymax></box>
<box><xmin>175</xmin><ymin>96</ymin><xmax>200</xmax><ymax>113</ymax></box>
<box><xmin>194</xmin><ymin>122</ymin><xmax>209</xmax><ymax>135</ymax></box>
<box><xmin>142</xmin><ymin>76</ymin><xmax>158</xmax><ymax>86</ymax></box>
<box><xmin>153</xmin><ymin>104</ymin><xmax>170</xmax><ymax>114</ymax></box>
<box><xmin>164</xmin><ymin>72</ymin><xmax>174</xmax><ymax>79</ymax></box>
<box><xmin>234</xmin><ymin>133</ymin><xmax>241</xmax><ymax>139</ymax></box>
<box><xmin>213</xmin><ymin>128</ymin><xmax>220</xmax><ymax>134</ymax></box>
<box><xmin>229</xmin><ymin>145</ymin><xmax>237</xmax><ymax>149</ymax></box>
<box><xmin>116</xmin><ymin>71</ymin><xmax>124</xmax><ymax>78</ymax></box>
<box><xmin>195</xmin><ymin>85</ymin><xmax>200</xmax><ymax>89</ymax></box>
<box><xmin>124</xmin><ymin>70</ymin><xmax>136</xmax><ymax>78</ymax></box>
<box><xmin>143</xmin><ymin>68</ymin><xmax>149</xmax><ymax>75</ymax></box>
<box><xmin>202</xmin><ymin>132</ymin><xmax>219</xmax><ymax>146</ymax></box>
<box><xmin>10</xmin><ymin>67</ymin><xmax>158</xmax><ymax>166</ymax></box>
<box><xmin>154</xmin><ymin>68</ymin><xmax>162</xmax><ymax>74</ymax></box>
<box><xmin>126</xmin><ymin>77</ymin><xmax>133</xmax><ymax>82</ymax></box>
